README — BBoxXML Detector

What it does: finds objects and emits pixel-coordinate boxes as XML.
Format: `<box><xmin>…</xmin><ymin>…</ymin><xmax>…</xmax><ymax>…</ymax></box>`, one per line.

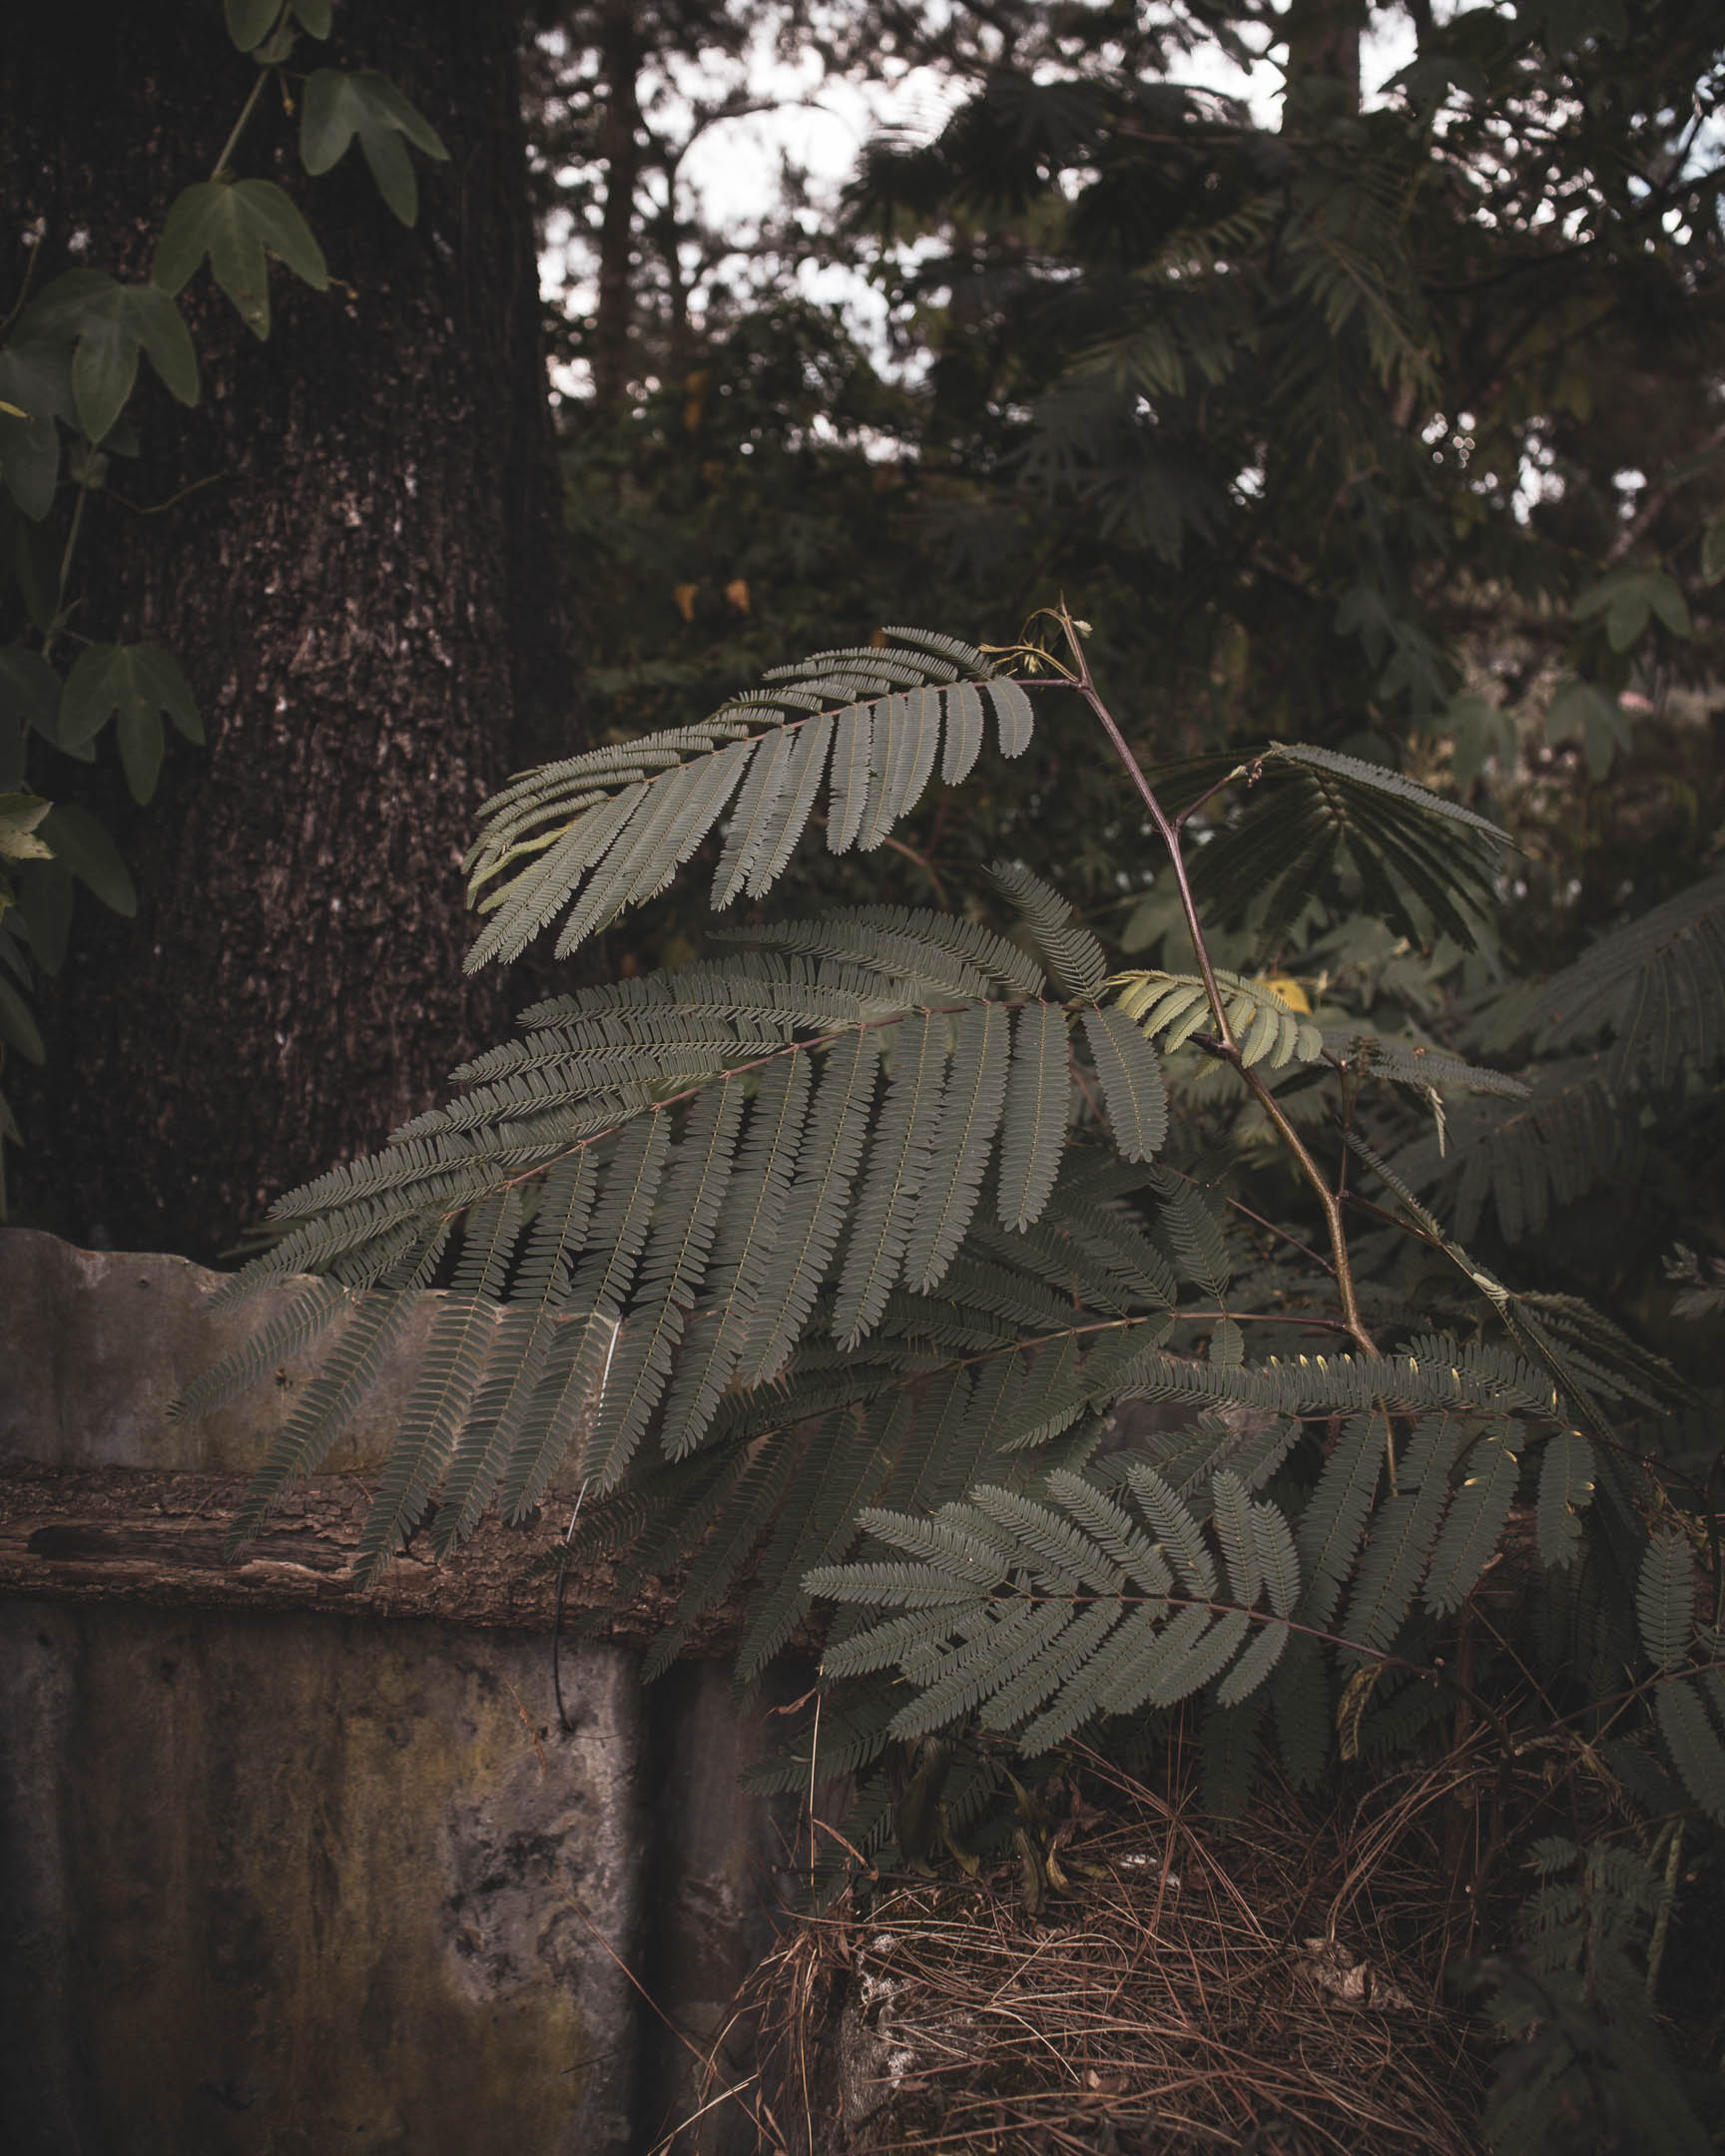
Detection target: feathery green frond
<box><xmin>1637</xmin><ymin>1529</ymin><xmax>1695</xmax><ymax>1674</ymax></box>
<box><xmin>987</xmin><ymin>859</ymin><xmax>1106</xmax><ymax>999</ymax></box>
<box><xmin>998</xmin><ymin>1002</ymin><xmax>1070</xmax><ymax>1230</ymax></box>
<box><xmin>738</xmin><ymin>1030</ymin><xmax>880</xmax><ymax>1384</ymax></box>
<box><xmin>1147</xmin><ymin>1166</ymin><xmax>1230</xmax><ymax>1301</ymax></box>
<box><xmin>808</xmin><ymin>1461</ymin><xmax>1300</xmax><ymax>1756</ymax></box>
<box><xmin>1535</xmin><ymin>1429</ymin><xmax>1595</xmax><ymax>1570</ymax></box>
<box><xmin>657</xmin><ymin>1054</ymin><xmax>814</xmax><ymax>1457</ymax></box>
<box><xmin>1338</xmin><ymin>1415</ymin><xmax>1459</xmax><ymax>1656</ymax></box>
<box><xmin>902</xmin><ymin>1003</ymin><xmax>1011</xmax><ymax>1292</ymax></box>
<box><xmin>719</xmin><ymin>904</ymin><xmax>1043</xmax><ymax>997</ymax></box>
<box><xmin>834</xmin><ymin>1011</ymin><xmax>948</xmax><ymax>1347</ymax></box>
<box><xmin>1185</xmin><ymin>741</ymin><xmax>1508</xmax><ymax>954</ymax></box>
<box><xmin>463</xmin><ymin>632</ymin><xmax>1034</xmax><ymax>968</ymax></box>
<box><xmin>1423</xmin><ymin>1424</ymin><xmax>1521</xmax><ymax>1618</ymax></box>
<box><xmin>1080</xmin><ymin>1007</ymin><xmax>1169</xmax><ymax>1161</ymax></box>
<box><xmin>352</xmin><ymin>1185</ymin><xmax>523</xmax><ymax>1579</ymax></box>
<box><xmin>1655</xmin><ymin>1678</ymin><xmax>1725</xmax><ymax>1826</ymax></box>
<box><xmin>1486</xmin><ymin>867</ymin><xmax>1725</xmax><ymax>1087</ymax></box>
<box><xmin>583</xmin><ymin>1077</ymin><xmax>746</xmax><ymax>1487</ymax></box>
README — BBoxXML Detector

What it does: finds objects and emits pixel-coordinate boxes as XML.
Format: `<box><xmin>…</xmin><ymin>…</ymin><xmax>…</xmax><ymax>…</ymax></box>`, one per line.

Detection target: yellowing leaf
<box><xmin>1257</xmin><ymin>973</ymin><xmax>1312</xmax><ymax>1014</ymax></box>
<box><xmin>672</xmin><ymin>583</ymin><xmax>699</xmax><ymax>623</ymax></box>
<box><xmin>724</xmin><ymin>578</ymin><xmax>751</xmax><ymax>615</ymax></box>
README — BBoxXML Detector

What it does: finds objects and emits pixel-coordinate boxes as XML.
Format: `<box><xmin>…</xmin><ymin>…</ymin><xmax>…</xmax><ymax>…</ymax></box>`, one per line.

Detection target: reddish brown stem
<box><xmin>1057</xmin><ymin>622</ymin><xmax>1379</xmax><ymax>1357</ymax></box>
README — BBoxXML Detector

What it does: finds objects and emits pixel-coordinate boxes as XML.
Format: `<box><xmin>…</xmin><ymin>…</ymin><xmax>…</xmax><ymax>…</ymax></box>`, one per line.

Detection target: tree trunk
<box><xmin>591</xmin><ymin>0</ymin><xmax>645</xmax><ymax>413</ymax></box>
<box><xmin>1</xmin><ymin>0</ymin><xmax>579</xmax><ymax>1264</ymax></box>
<box><xmin>1282</xmin><ymin>0</ymin><xmax>1368</xmax><ymax>125</ymax></box>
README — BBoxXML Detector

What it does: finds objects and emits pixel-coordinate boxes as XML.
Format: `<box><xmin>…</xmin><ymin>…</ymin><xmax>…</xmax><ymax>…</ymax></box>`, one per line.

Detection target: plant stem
<box><xmin>41</xmin><ymin>474</ymin><xmax>92</xmax><ymax>664</ymax></box>
<box><xmin>213</xmin><ymin>64</ymin><xmax>272</xmax><ymax>182</ymax></box>
<box><xmin>1061</xmin><ymin>619</ymin><xmax>1380</xmax><ymax>1357</ymax></box>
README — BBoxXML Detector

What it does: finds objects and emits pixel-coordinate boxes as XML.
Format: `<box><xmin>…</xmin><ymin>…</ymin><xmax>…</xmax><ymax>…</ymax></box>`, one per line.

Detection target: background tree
<box><xmin>541</xmin><ymin>0</ymin><xmax>1724</xmax><ymax>1360</ymax></box>
<box><xmin>0</xmin><ymin>0</ymin><xmax>578</xmax><ymax>1262</ymax></box>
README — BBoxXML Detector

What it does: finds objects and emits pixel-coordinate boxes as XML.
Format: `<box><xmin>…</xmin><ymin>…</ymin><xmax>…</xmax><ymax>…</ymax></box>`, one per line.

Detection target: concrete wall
<box><xmin>0</xmin><ymin>1232</ymin><xmax>784</xmax><ymax>2155</ymax></box>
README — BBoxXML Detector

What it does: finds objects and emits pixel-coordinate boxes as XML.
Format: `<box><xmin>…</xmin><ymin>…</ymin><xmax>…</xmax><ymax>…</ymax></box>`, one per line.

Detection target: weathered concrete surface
<box><xmin>0</xmin><ymin>1227</ymin><xmax>436</xmax><ymax>1475</ymax></box>
<box><xmin>1</xmin><ymin>1603</ymin><xmax>641</xmax><ymax>2154</ymax></box>
<box><xmin>0</xmin><ymin>1227</ymin><xmax>774</xmax><ymax>1644</ymax></box>
<box><xmin>0</xmin><ymin>1231</ymin><xmax>791</xmax><ymax>2154</ymax></box>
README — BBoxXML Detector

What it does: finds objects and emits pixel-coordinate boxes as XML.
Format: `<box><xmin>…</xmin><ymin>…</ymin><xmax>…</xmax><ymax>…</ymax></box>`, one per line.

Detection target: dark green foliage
<box><xmin>1467</xmin><ymin>1838</ymin><xmax>1713</xmax><ymax>2156</ymax></box>
<box><xmin>185</xmin><ymin>616</ymin><xmax>1725</xmax><ymax>2144</ymax></box>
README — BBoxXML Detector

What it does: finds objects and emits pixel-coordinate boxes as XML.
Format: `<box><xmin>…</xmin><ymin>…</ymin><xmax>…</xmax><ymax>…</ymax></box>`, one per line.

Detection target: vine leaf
<box><xmin>59</xmin><ymin>645</ymin><xmax>204</xmax><ymax>806</ymax></box>
<box><xmin>154</xmin><ymin>179</ymin><xmax>329</xmax><ymax>338</ymax></box>
<box><xmin>299</xmin><ymin>71</ymin><xmax>450</xmax><ymax>226</ymax></box>
<box><xmin>17</xmin><ymin>270</ymin><xmax>199</xmax><ymax>443</ymax></box>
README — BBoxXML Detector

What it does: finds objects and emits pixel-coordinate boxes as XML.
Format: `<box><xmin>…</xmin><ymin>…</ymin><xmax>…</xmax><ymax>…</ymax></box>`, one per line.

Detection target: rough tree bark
<box><xmin>1</xmin><ymin>0</ymin><xmax>579</xmax><ymax>1263</ymax></box>
<box><xmin>591</xmin><ymin>0</ymin><xmax>646</xmax><ymax>413</ymax></box>
<box><xmin>1283</xmin><ymin>0</ymin><xmax>1369</xmax><ymax>122</ymax></box>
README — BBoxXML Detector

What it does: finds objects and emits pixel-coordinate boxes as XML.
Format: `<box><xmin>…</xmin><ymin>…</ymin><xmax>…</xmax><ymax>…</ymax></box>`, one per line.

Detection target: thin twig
<box><xmin>1050</xmin><ymin>612</ymin><xmax>1378</xmax><ymax>1356</ymax></box>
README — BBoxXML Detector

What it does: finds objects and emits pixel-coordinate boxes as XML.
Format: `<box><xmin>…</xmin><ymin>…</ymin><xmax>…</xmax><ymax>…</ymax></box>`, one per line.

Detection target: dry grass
<box><xmin>720</xmin><ymin>1752</ymin><xmax>1490</xmax><ymax>2156</ymax></box>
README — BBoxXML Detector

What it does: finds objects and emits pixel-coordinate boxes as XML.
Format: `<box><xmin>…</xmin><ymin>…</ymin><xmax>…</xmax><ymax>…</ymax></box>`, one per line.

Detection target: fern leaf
<box><xmin>658</xmin><ymin>1053</ymin><xmax>815</xmax><ymax>1458</ymax></box>
<box><xmin>740</xmin><ymin>1398</ymin><xmax>903</xmax><ymax>1676</ymax></box>
<box><xmin>557</xmin><ymin>757</ymin><xmax>719</xmax><ymax>952</ymax></box>
<box><xmin>468</xmin><ymin>781</ymin><xmax>647</xmax><ymax>971</ymax></box>
<box><xmin>986</xmin><ymin>677</ymin><xmax>1035</xmax><ymax>759</ymax></box>
<box><xmin>227</xmin><ymin>1276</ymin><xmax>438</xmax><ymax>1550</ymax></box>
<box><xmin>893</xmin><ymin>1601</ymin><xmax>1078</xmax><ymax>1738</ymax></box>
<box><xmin>986</xmin><ymin>858</ymin><xmax>1106</xmax><ymax>999</ymax></box>
<box><xmin>737</xmin><ymin>1030</ymin><xmax>879</xmax><ymax>1384</ymax></box>
<box><xmin>172</xmin><ymin>1278</ymin><xmax>348</xmax><ymax>1422</ymax></box>
<box><xmin>498</xmin><ymin>1113</ymin><xmax>671</xmax><ymax>1516</ymax></box>
<box><xmin>1143</xmin><ymin>1609</ymin><xmax>1253</xmax><ymax>1709</ymax></box>
<box><xmin>1656</xmin><ymin>1678</ymin><xmax>1725</xmax><ymax>1826</ymax></box>
<box><xmin>833</xmin><ymin>1013</ymin><xmax>946</xmax><ymax>1346</ymax></box>
<box><xmin>1297</xmin><ymin>1411</ymin><xmax>1382</xmax><ymax>1628</ymax></box>
<box><xmin>712</xmin><ymin>725</ymin><xmax>796</xmax><ymax>908</ymax></box>
<box><xmin>1188</xmin><ymin>742</ymin><xmax>1506</xmax><ymax>955</ymax></box>
<box><xmin>903</xmin><ymin>1003</ymin><xmax>1011</xmax><ymax>1293</ymax></box>
<box><xmin>968</xmin><ymin>1483</ymin><xmax>1123</xmax><ymax>1594</ymax></box>
<box><xmin>834</xmin><ymin>1504</ymin><xmax>1016</xmax><ymax>1587</ymax></box>
<box><xmin>748</xmin><ymin>709</ymin><xmax>836</xmax><ymax>895</ymax></box>
<box><xmin>877</xmin><ymin>625</ymin><xmax>987</xmax><ymax>675</ymax></box>
<box><xmin>1044</xmin><ymin>1469</ymin><xmax>1173</xmax><ymax>1596</ymax></box>
<box><xmin>975</xmin><ymin>1602</ymin><xmax>1122</xmax><ymax>1734</ymax></box>
<box><xmin>998</xmin><ymin>1002</ymin><xmax>1069</xmax><ymax>1230</ymax></box>
<box><xmin>941</xmin><ymin>680</ymin><xmax>985</xmax><ymax>783</ymax></box>
<box><xmin>1214</xmin><ymin>1599</ymin><xmax>1294</xmax><ymax>1707</ymax></box>
<box><xmin>1042</xmin><ymin>1183</ymin><xmax>1178</xmax><ymax>1310</ymax></box>
<box><xmin>1339</xmin><ymin>1415</ymin><xmax>1458</xmax><ymax>1655</ymax></box>
<box><xmin>1536</xmin><ymin>1429</ymin><xmax>1595</xmax><ymax>1570</ymax></box>
<box><xmin>583</xmin><ymin>1076</ymin><xmax>746</xmax><ymax>1488</ymax></box>
<box><xmin>1149</xmin><ymin>1167</ymin><xmax>1231</xmax><ymax>1300</ymax></box>
<box><xmin>828</xmin><ymin>700</ymin><xmax>873</xmax><ymax>851</ymax></box>
<box><xmin>1081</xmin><ymin>1007</ymin><xmax>1169</xmax><ymax>1161</ymax></box>
<box><xmin>1123</xmin><ymin>1462</ymin><xmax>1218</xmax><ymax>1597</ymax></box>
<box><xmin>1637</xmin><ymin>1528</ymin><xmax>1696</xmax><ymax>1673</ymax></box>
<box><xmin>858</xmin><ymin>692</ymin><xmax>927</xmax><ymax>849</ymax></box>
<box><xmin>1423</xmin><ymin>1424</ymin><xmax>1520</xmax><ymax>1618</ymax></box>
<box><xmin>1018</xmin><ymin>1604</ymin><xmax>1173</xmax><ymax>1753</ymax></box>
<box><xmin>1211</xmin><ymin>1469</ymin><xmax>1262</xmax><ymax>1607</ymax></box>
<box><xmin>876</xmin><ymin>1368</ymin><xmax>978</xmax><ymax>1521</ymax></box>
<box><xmin>723</xmin><ymin>905</ymin><xmax>1041</xmax><ymax>997</ymax></box>
<box><xmin>664</xmin><ymin>1426</ymin><xmax>799</xmax><ymax>1636</ymax></box>
<box><xmin>352</xmin><ymin>1187</ymin><xmax>523</xmax><ymax>1578</ymax></box>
